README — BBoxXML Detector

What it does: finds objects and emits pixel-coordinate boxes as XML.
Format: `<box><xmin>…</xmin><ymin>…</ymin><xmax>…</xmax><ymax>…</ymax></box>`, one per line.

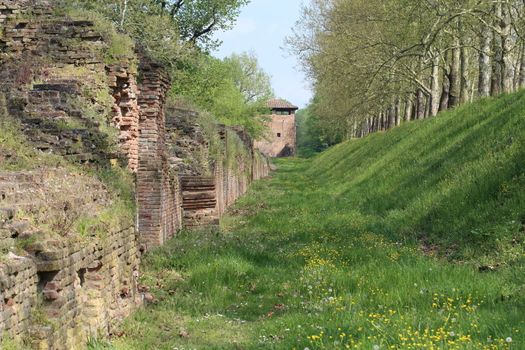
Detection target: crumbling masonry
<box><xmin>0</xmin><ymin>1</ymin><xmax>270</xmax><ymax>348</ymax></box>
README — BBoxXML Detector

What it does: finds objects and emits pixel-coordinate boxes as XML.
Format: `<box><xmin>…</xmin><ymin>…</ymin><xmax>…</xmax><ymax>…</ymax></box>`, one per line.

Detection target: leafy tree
<box><xmin>63</xmin><ymin>0</ymin><xmax>249</xmax><ymax>52</ymax></box>
<box><xmin>297</xmin><ymin>98</ymin><xmax>342</xmax><ymax>157</ymax></box>
<box><xmin>224</xmin><ymin>52</ymin><xmax>273</xmax><ymax>103</ymax></box>
<box><xmin>59</xmin><ymin>0</ymin><xmax>271</xmax><ymax>138</ymax></box>
<box><xmin>171</xmin><ymin>52</ymin><xmax>272</xmax><ymax>138</ymax></box>
<box><xmin>155</xmin><ymin>0</ymin><xmax>250</xmax><ymax>50</ymax></box>
<box><xmin>287</xmin><ymin>0</ymin><xmax>525</xmax><ymax>143</ymax></box>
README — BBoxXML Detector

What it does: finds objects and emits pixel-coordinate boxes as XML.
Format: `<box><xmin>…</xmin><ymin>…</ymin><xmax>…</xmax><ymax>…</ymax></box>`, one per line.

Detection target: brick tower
<box><xmin>254</xmin><ymin>98</ymin><xmax>298</xmax><ymax>157</ymax></box>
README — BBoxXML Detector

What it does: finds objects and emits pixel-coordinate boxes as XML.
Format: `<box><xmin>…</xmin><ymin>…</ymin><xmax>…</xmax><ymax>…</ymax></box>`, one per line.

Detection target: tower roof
<box><xmin>267</xmin><ymin>98</ymin><xmax>299</xmax><ymax>110</ymax></box>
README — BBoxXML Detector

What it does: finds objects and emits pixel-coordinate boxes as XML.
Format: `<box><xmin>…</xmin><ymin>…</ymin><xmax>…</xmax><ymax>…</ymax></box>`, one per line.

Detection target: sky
<box><xmin>212</xmin><ymin>0</ymin><xmax>312</xmax><ymax>109</ymax></box>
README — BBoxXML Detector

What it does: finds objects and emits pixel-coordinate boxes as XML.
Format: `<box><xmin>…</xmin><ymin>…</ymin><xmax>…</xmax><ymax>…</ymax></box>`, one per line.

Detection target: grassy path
<box><xmin>102</xmin><ymin>157</ymin><xmax>524</xmax><ymax>350</ymax></box>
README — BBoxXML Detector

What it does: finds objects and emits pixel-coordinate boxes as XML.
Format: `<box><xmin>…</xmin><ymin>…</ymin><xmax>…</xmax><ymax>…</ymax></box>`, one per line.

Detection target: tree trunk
<box><xmin>119</xmin><ymin>0</ymin><xmax>129</xmax><ymax>30</ymax></box>
<box><xmin>520</xmin><ymin>42</ymin><xmax>525</xmax><ymax>88</ymax></box>
<box><xmin>459</xmin><ymin>21</ymin><xmax>471</xmax><ymax>104</ymax></box>
<box><xmin>502</xmin><ymin>4</ymin><xmax>515</xmax><ymax>93</ymax></box>
<box><xmin>430</xmin><ymin>52</ymin><xmax>441</xmax><ymax>116</ymax></box>
<box><xmin>478</xmin><ymin>23</ymin><xmax>492</xmax><ymax>97</ymax></box>
<box><xmin>395</xmin><ymin>98</ymin><xmax>401</xmax><ymax>126</ymax></box>
<box><xmin>425</xmin><ymin>92</ymin><xmax>431</xmax><ymax>118</ymax></box>
<box><xmin>449</xmin><ymin>37</ymin><xmax>461</xmax><ymax>108</ymax></box>
<box><xmin>439</xmin><ymin>51</ymin><xmax>450</xmax><ymax>111</ymax></box>
<box><xmin>416</xmin><ymin>88</ymin><xmax>425</xmax><ymax>119</ymax></box>
<box><xmin>492</xmin><ymin>2</ymin><xmax>503</xmax><ymax>95</ymax></box>
<box><xmin>388</xmin><ymin>104</ymin><xmax>395</xmax><ymax>129</ymax></box>
<box><xmin>404</xmin><ymin>97</ymin><xmax>413</xmax><ymax>122</ymax></box>
<box><xmin>514</xmin><ymin>46</ymin><xmax>521</xmax><ymax>90</ymax></box>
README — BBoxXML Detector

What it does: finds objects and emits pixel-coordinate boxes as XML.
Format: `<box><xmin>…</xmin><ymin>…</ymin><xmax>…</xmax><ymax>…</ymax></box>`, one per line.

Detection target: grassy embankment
<box><xmin>101</xmin><ymin>91</ymin><xmax>524</xmax><ymax>349</ymax></box>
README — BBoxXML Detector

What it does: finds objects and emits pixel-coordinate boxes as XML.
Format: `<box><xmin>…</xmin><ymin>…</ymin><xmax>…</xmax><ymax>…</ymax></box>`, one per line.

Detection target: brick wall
<box><xmin>0</xmin><ymin>3</ymin><xmax>143</xmax><ymax>348</ymax></box>
<box><xmin>166</xmin><ymin>108</ymin><xmax>270</xmax><ymax>228</ymax></box>
<box><xmin>0</xmin><ymin>169</ymin><xmax>141</xmax><ymax>350</ymax></box>
<box><xmin>137</xmin><ymin>58</ymin><xmax>181</xmax><ymax>248</ymax></box>
<box><xmin>107</xmin><ymin>64</ymin><xmax>140</xmax><ymax>172</ymax></box>
<box><xmin>0</xmin><ymin>0</ymin><xmax>139</xmax><ymax>169</ymax></box>
<box><xmin>0</xmin><ymin>2</ymin><xmax>270</xmax><ymax>348</ymax></box>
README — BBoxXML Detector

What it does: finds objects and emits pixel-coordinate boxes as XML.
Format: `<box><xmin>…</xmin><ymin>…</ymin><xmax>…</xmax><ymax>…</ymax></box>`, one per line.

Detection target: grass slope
<box><xmin>308</xmin><ymin>92</ymin><xmax>524</xmax><ymax>260</ymax></box>
<box><xmin>105</xmin><ymin>92</ymin><xmax>524</xmax><ymax>349</ymax></box>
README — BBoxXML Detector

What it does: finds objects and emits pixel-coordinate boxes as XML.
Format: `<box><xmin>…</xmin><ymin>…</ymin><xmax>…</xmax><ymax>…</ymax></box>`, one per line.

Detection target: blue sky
<box><xmin>212</xmin><ymin>0</ymin><xmax>312</xmax><ymax>108</ymax></box>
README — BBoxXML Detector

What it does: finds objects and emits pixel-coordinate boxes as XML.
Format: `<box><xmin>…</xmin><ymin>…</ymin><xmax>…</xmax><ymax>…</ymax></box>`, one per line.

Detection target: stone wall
<box><xmin>0</xmin><ymin>2</ymin><xmax>142</xmax><ymax>348</ymax></box>
<box><xmin>0</xmin><ymin>0</ymin><xmax>138</xmax><ymax>169</ymax></box>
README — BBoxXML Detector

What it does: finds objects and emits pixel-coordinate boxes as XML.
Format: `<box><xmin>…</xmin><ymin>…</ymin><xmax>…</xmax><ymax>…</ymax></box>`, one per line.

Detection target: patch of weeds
<box><xmin>87</xmin><ymin>337</ymin><xmax>115</xmax><ymax>350</ymax></box>
<box><xmin>95</xmin><ymin>164</ymin><xmax>135</xmax><ymax>205</ymax></box>
<box><xmin>61</xmin><ymin>8</ymin><xmax>135</xmax><ymax>65</ymax></box>
<box><xmin>31</xmin><ymin>306</ymin><xmax>54</xmax><ymax>329</ymax></box>
<box><xmin>225</xmin><ymin>129</ymin><xmax>249</xmax><ymax>175</ymax></box>
<box><xmin>0</xmin><ymin>336</ymin><xmax>21</xmax><ymax>350</ymax></box>
<box><xmin>76</xmin><ymin>199</ymin><xmax>133</xmax><ymax>239</ymax></box>
<box><xmin>14</xmin><ymin>236</ymin><xmax>37</xmax><ymax>254</ymax></box>
<box><xmin>0</xmin><ymin>93</ymin><xmax>65</xmax><ymax>171</ymax></box>
<box><xmin>196</xmin><ymin>110</ymin><xmax>223</xmax><ymax>163</ymax></box>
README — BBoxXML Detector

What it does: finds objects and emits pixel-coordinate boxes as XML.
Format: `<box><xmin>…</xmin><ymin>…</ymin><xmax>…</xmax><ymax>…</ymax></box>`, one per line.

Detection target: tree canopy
<box><xmin>155</xmin><ymin>0</ymin><xmax>250</xmax><ymax>50</ymax></box>
<box><xmin>287</xmin><ymin>0</ymin><xmax>525</xmax><ymax>141</ymax></box>
<box><xmin>64</xmin><ymin>0</ymin><xmax>249</xmax><ymax>51</ymax></box>
<box><xmin>172</xmin><ymin>52</ymin><xmax>273</xmax><ymax>137</ymax></box>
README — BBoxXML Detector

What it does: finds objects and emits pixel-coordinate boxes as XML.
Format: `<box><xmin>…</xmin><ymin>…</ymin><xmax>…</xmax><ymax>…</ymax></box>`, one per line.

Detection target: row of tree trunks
<box><xmin>353</xmin><ymin>0</ymin><xmax>525</xmax><ymax>139</ymax></box>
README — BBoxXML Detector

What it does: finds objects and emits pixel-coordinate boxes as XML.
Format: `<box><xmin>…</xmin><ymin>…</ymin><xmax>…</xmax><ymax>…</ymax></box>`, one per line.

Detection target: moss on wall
<box><xmin>225</xmin><ymin>129</ymin><xmax>249</xmax><ymax>175</ymax></box>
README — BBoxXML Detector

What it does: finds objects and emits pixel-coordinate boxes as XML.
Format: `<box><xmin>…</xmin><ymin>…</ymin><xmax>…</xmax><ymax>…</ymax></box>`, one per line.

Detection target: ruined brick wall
<box><xmin>0</xmin><ymin>0</ymin><xmax>139</xmax><ymax>170</ymax></box>
<box><xmin>252</xmin><ymin>151</ymin><xmax>270</xmax><ymax>180</ymax></box>
<box><xmin>0</xmin><ymin>169</ymin><xmax>141</xmax><ymax>350</ymax></box>
<box><xmin>137</xmin><ymin>59</ymin><xmax>181</xmax><ymax>247</ymax></box>
<box><xmin>0</xmin><ymin>2</ymin><xmax>269</xmax><ymax>348</ymax></box>
<box><xmin>165</xmin><ymin>106</ymin><xmax>210</xmax><ymax>176</ymax></box>
<box><xmin>165</xmin><ymin>108</ymin><xmax>271</xmax><ymax>228</ymax></box>
<box><xmin>0</xmin><ymin>3</ymin><xmax>142</xmax><ymax>348</ymax></box>
<box><xmin>107</xmin><ymin>64</ymin><xmax>140</xmax><ymax>172</ymax></box>
<box><xmin>0</xmin><ymin>254</ymin><xmax>37</xmax><ymax>342</ymax></box>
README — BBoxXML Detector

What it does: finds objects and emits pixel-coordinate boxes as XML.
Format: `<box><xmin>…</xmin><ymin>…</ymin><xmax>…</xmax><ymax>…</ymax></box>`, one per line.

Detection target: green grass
<box><xmin>107</xmin><ymin>92</ymin><xmax>524</xmax><ymax>349</ymax></box>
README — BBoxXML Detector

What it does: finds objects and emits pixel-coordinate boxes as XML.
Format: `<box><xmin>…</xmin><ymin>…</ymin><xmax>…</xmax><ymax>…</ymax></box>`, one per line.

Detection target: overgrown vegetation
<box><xmin>52</xmin><ymin>6</ymin><xmax>136</xmax><ymax>66</ymax></box>
<box><xmin>102</xmin><ymin>89</ymin><xmax>524</xmax><ymax>349</ymax></box>
<box><xmin>296</xmin><ymin>101</ymin><xmax>341</xmax><ymax>157</ymax></box>
<box><xmin>76</xmin><ymin>165</ymin><xmax>136</xmax><ymax>239</ymax></box>
<box><xmin>0</xmin><ymin>337</ymin><xmax>21</xmax><ymax>350</ymax></box>
<box><xmin>0</xmin><ymin>93</ymin><xmax>65</xmax><ymax>171</ymax></box>
<box><xmin>58</xmin><ymin>0</ymin><xmax>272</xmax><ymax>138</ymax></box>
<box><xmin>225</xmin><ymin>129</ymin><xmax>249</xmax><ymax>174</ymax></box>
<box><xmin>0</xmin><ymin>85</ymin><xmax>135</xmax><ymax>243</ymax></box>
<box><xmin>170</xmin><ymin>51</ymin><xmax>272</xmax><ymax>138</ymax></box>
